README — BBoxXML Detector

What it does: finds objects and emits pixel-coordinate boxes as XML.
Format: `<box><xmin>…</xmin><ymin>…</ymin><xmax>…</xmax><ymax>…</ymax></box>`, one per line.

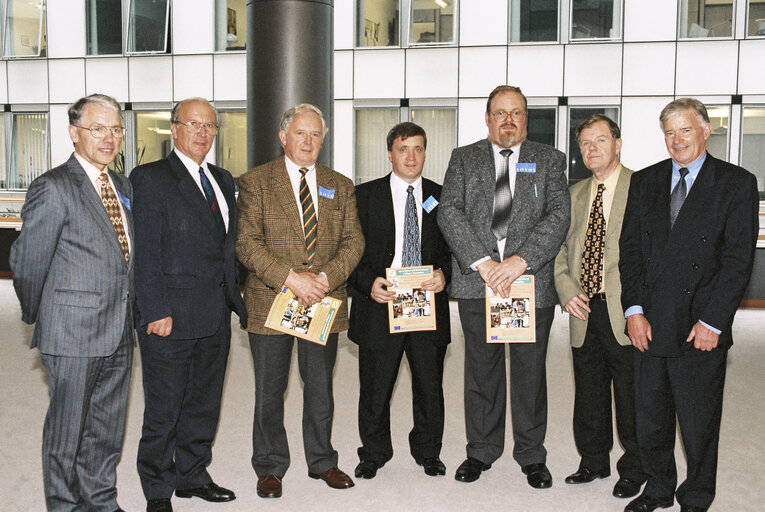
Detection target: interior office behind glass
<box><xmin>2</xmin><ymin>0</ymin><xmax>47</xmax><ymax>57</ymax></box>
<box><xmin>357</xmin><ymin>0</ymin><xmax>456</xmax><ymax>47</ymax></box>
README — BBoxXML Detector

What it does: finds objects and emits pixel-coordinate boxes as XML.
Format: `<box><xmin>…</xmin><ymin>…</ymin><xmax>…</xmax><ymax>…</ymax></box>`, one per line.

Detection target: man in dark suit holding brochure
<box><xmin>348</xmin><ymin>122</ymin><xmax>452</xmax><ymax>479</ymax></box>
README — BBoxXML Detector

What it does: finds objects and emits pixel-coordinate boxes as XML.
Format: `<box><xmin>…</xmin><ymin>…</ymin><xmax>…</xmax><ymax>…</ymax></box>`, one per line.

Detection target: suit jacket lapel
<box><xmin>421</xmin><ymin>179</ymin><xmax>439</xmax><ymax>263</ymax></box>
<box><xmin>646</xmin><ymin>161</ymin><xmax>674</xmax><ymax>283</ymax></box>
<box><xmin>168</xmin><ymin>152</ymin><xmax>221</xmax><ymax>236</ymax></box>
<box><xmin>316</xmin><ymin>165</ymin><xmax>337</xmax><ymax>244</ymax></box>
<box><xmin>572</xmin><ymin>177</ymin><xmax>593</xmax><ymax>261</ymax></box>
<box><xmin>108</xmin><ymin>170</ymin><xmax>135</xmax><ymax>264</ymax></box>
<box><xmin>376</xmin><ymin>174</ymin><xmax>396</xmax><ymax>258</ymax></box>
<box><xmin>605</xmin><ymin>167</ymin><xmax>630</xmax><ymax>245</ymax></box>
<box><xmin>478</xmin><ymin>139</ymin><xmax>498</xmax><ymax>210</ymax></box>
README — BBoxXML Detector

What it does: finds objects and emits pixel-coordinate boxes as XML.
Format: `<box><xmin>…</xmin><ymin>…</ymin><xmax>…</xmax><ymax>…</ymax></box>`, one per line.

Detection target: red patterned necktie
<box><xmin>98</xmin><ymin>172</ymin><xmax>129</xmax><ymax>264</ymax></box>
<box><xmin>299</xmin><ymin>167</ymin><xmax>318</xmax><ymax>269</ymax></box>
<box><xmin>580</xmin><ymin>183</ymin><xmax>606</xmax><ymax>297</ymax></box>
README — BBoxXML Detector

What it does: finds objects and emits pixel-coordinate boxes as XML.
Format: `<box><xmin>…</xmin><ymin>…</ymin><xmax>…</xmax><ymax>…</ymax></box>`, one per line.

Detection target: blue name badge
<box><xmin>319</xmin><ymin>186</ymin><xmax>335</xmax><ymax>199</ymax></box>
<box><xmin>422</xmin><ymin>195</ymin><xmax>438</xmax><ymax>213</ymax></box>
<box><xmin>116</xmin><ymin>190</ymin><xmax>131</xmax><ymax>210</ymax></box>
<box><xmin>516</xmin><ymin>163</ymin><xmax>536</xmax><ymax>173</ymax></box>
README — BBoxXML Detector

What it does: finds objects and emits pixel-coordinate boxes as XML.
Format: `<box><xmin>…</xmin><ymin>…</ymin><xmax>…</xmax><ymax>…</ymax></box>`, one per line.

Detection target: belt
<box><xmin>590</xmin><ymin>292</ymin><xmax>607</xmax><ymax>302</ymax></box>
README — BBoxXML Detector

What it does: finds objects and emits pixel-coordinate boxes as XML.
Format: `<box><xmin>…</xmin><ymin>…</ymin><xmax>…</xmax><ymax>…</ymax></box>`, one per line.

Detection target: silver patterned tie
<box><xmin>670</xmin><ymin>167</ymin><xmax>689</xmax><ymax>228</ymax></box>
<box><xmin>402</xmin><ymin>185</ymin><xmax>421</xmax><ymax>267</ymax></box>
<box><xmin>491</xmin><ymin>149</ymin><xmax>514</xmax><ymax>240</ymax></box>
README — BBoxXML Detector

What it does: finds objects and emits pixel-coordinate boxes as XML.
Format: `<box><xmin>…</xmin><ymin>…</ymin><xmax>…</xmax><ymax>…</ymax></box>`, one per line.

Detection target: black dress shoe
<box><xmin>454</xmin><ymin>457</ymin><xmax>491</xmax><ymax>483</ymax></box>
<box><xmin>417</xmin><ymin>457</ymin><xmax>446</xmax><ymax>476</ymax></box>
<box><xmin>613</xmin><ymin>478</ymin><xmax>642</xmax><ymax>498</ymax></box>
<box><xmin>355</xmin><ymin>460</ymin><xmax>382</xmax><ymax>479</ymax></box>
<box><xmin>147</xmin><ymin>498</ymin><xmax>173</xmax><ymax>512</ymax></box>
<box><xmin>522</xmin><ymin>463</ymin><xmax>553</xmax><ymax>489</ymax></box>
<box><xmin>564</xmin><ymin>467</ymin><xmax>610</xmax><ymax>484</ymax></box>
<box><xmin>624</xmin><ymin>494</ymin><xmax>674</xmax><ymax>512</ymax></box>
<box><xmin>680</xmin><ymin>507</ymin><xmax>707</xmax><ymax>512</ymax></box>
<box><xmin>175</xmin><ymin>482</ymin><xmax>236</xmax><ymax>502</ymax></box>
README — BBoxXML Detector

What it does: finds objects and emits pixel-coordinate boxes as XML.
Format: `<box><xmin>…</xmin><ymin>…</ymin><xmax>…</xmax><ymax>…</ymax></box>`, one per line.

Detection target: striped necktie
<box><xmin>299</xmin><ymin>167</ymin><xmax>318</xmax><ymax>269</ymax></box>
<box><xmin>98</xmin><ymin>172</ymin><xmax>130</xmax><ymax>264</ymax></box>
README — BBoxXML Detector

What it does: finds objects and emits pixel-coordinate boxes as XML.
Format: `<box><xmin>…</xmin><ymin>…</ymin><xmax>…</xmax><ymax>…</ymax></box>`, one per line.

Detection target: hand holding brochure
<box><xmin>264</xmin><ymin>287</ymin><xmax>340</xmax><ymax>345</ymax></box>
<box><xmin>386</xmin><ymin>265</ymin><xmax>437</xmax><ymax>334</ymax></box>
<box><xmin>485</xmin><ymin>275</ymin><xmax>536</xmax><ymax>343</ymax></box>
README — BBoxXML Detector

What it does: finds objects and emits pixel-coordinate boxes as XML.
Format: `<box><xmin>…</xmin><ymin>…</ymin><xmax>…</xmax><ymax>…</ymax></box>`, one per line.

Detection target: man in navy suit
<box><xmin>11</xmin><ymin>94</ymin><xmax>134</xmax><ymax>512</ymax></box>
<box><xmin>348</xmin><ymin>122</ymin><xmax>451</xmax><ymax>479</ymax></box>
<box><xmin>620</xmin><ymin>98</ymin><xmax>758</xmax><ymax>512</ymax></box>
<box><xmin>130</xmin><ymin>98</ymin><xmax>247</xmax><ymax>512</ymax></box>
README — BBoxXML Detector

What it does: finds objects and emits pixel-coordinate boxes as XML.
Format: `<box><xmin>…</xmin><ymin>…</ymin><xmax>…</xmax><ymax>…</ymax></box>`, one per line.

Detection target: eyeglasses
<box><xmin>174</xmin><ymin>120</ymin><xmax>218</xmax><ymax>134</ymax></box>
<box><xmin>490</xmin><ymin>110</ymin><xmax>527</xmax><ymax>122</ymax></box>
<box><xmin>76</xmin><ymin>125</ymin><xmax>125</xmax><ymax>138</ymax></box>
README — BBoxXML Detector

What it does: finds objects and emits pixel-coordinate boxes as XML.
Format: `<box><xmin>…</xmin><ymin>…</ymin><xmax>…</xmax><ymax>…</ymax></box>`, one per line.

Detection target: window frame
<box><xmin>407</xmin><ymin>0</ymin><xmax>459</xmax><ymax>47</ymax></box>
<box><xmin>568</xmin><ymin>0</ymin><xmax>623</xmax><ymax>42</ymax></box>
<box><xmin>125</xmin><ymin>0</ymin><xmax>170</xmax><ymax>55</ymax></box>
<box><xmin>2</xmin><ymin>0</ymin><xmax>47</xmax><ymax>59</ymax></box>
<box><xmin>677</xmin><ymin>0</ymin><xmax>736</xmax><ymax>40</ymax></box>
<box><xmin>508</xmin><ymin>0</ymin><xmax>561</xmax><ymax>44</ymax></box>
<box><xmin>2</xmin><ymin>110</ymin><xmax>50</xmax><ymax>192</ymax></box>
<box><xmin>745</xmin><ymin>0</ymin><xmax>765</xmax><ymax>38</ymax></box>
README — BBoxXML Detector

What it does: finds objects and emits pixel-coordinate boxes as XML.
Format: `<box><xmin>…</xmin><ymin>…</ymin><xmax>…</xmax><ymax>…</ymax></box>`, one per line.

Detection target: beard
<box><xmin>494</xmin><ymin>123</ymin><xmax>526</xmax><ymax>148</ymax></box>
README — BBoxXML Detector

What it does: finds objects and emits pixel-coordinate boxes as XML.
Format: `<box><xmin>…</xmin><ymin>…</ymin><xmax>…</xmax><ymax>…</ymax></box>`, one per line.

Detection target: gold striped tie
<box><xmin>299</xmin><ymin>167</ymin><xmax>318</xmax><ymax>269</ymax></box>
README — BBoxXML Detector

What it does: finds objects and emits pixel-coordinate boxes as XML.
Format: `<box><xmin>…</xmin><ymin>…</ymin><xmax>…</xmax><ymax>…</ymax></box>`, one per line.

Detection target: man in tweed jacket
<box><xmin>438</xmin><ymin>85</ymin><xmax>570</xmax><ymax>488</ymax></box>
<box><xmin>236</xmin><ymin>103</ymin><xmax>364</xmax><ymax>498</ymax></box>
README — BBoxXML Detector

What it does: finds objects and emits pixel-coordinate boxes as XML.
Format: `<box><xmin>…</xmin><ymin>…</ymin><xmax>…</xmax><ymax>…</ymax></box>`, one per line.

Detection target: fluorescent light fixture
<box><xmin>434</xmin><ymin>0</ymin><xmax>447</xmax><ymax>8</ymax></box>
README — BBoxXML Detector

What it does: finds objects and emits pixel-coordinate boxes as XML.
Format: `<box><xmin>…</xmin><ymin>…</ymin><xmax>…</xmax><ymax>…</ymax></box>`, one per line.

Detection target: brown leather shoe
<box><xmin>308</xmin><ymin>467</ymin><xmax>355</xmax><ymax>489</ymax></box>
<box><xmin>256</xmin><ymin>475</ymin><xmax>282</xmax><ymax>498</ymax></box>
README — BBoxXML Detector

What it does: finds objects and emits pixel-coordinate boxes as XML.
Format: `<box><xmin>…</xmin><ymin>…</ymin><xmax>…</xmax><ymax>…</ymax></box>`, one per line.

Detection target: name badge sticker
<box><xmin>422</xmin><ymin>195</ymin><xmax>439</xmax><ymax>213</ymax></box>
<box><xmin>516</xmin><ymin>163</ymin><xmax>536</xmax><ymax>173</ymax></box>
<box><xmin>116</xmin><ymin>190</ymin><xmax>131</xmax><ymax>210</ymax></box>
<box><xmin>319</xmin><ymin>186</ymin><xmax>335</xmax><ymax>199</ymax></box>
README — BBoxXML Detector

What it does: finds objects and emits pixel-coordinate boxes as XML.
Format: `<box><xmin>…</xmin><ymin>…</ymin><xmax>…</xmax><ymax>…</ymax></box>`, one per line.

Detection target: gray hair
<box><xmin>171</xmin><ymin>97</ymin><xmax>219</xmax><ymax>126</ymax></box>
<box><xmin>280</xmin><ymin>103</ymin><xmax>328</xmax><ymax>136</ymax></box>
<box><xmin>68</xmin><ymin>94</ymin><xmax>122</xmax><ymax>126</ymax></box>
<box><xmin>660</xmin><ymin>97</ymin><xmax>710</xmax><ymax>127</ymax></box>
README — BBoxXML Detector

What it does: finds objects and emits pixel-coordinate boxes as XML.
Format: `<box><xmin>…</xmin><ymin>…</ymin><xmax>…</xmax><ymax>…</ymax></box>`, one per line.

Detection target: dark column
<box><xmin>247</xmin><ymin>0</ymin><xmax>334</xmax><ymax>169</ymax></box>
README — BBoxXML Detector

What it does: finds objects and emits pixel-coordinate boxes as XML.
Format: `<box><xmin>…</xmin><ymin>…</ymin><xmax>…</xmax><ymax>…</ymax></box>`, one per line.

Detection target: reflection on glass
<box><xmin>409</xmin><ymin>0</ymin><xmax>455</xmax><ymax>44</ymax></box>
<box><xmin>679</xmin><ymin>0</ymin><xmax>733</xmax><ymax>38</ymax></box>
<box><xmin>410</xmin><ymin>108</ymin><xmax>456</xmax><ymax>184</ymax></box>
<box><xmin>355</xmin><ymin>109</ymin><xmax>399</xmax><ymax>184</ymax></box>
<box><xmin>86</xmin><ymin>0</ymin><xmax>122</xmax><ymax>55</ymax></box>
<box><xmin>527</xmin><ymin>107</ymin><xmax>557</xmax><ymax>148</ymax></box>
<box><xmin>3</xmin><ymin>0</ymin><xmax>47</xmax><ymax>57</ymax></box>
<box><xmin>570</xmin><ymin>0</ymin><xmax>621</xmax><ymax>40</ymax></box>
<box><xmin>747</xmin><ymin>0</ymin><xmax>765</xmax><ymax>36</ymax></box>
<box><xmin>705</xmin><ymin>106</ymin><xmax>729</xmax><ymax>161</ymax></box>
<box><xmin>741</xmin><ymin>107</ymin><xmax>765</xmax><ymax>197</ymax></box>
<box><xmin>217</xmin><ymin>111</ymin><xmax>247</xmax><ymax>178</ymax></box>
<box><xmin>3</xmin><ymin>113</ymin><xmax>49</xmax><ymax>190</ymax></box>
<box><xmin>128</xmin><ymin>0</ymin><xmax>170</xmax><ymax>53</ymax></box>
<box><xmin>568</xmin><ymin>107</ymin><xmax>619</xmax><ymax>185</ymax></box>
<box><xmin>216</xmin><ymin>0</ymin><xmax>247</xmax><ymax>51</ymax></box>
<box><xmin>509</xmin><ymin>0</ymin><xmax>558</xmax><ymax>42</ymax></box>
<box><xmin>358</xmin><ymin>0</ymin><xmax>399</xmax><ymax>46</ymax></box>
<box><xmin>135</xmin><ymin>111</ymin><xmax>172</xmax><ymax>166</ymax></box>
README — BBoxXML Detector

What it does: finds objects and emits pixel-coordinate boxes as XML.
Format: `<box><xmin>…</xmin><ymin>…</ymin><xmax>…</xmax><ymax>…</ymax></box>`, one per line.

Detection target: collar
<box><xmin>389</xmin><ymin>172</ymin><xmax>422</xmax><ymax>194</ymax></box>
<box><xmin>174</xmin><ymin>148</ymin><xmax>209</xmax><ymax>174</ymax></box>
<box><xmin>491</xmin><ymin>140</ymin><xmax>523</xmax><ymax>159</ymax></box>
<box><xmin>672</xmin><ymin>152</ymin><xmax>706</xmax><ymax>180</ymax></box>
<box><xmin>593</xmin><ymin>163</ymin><xmax>622</xmax><ymax>189</ymax></box>
<box><xmin>73</xmin><ymin>152</ymin><xmax>109</xmax><ymax>182</ymax></box>
<box><xmin>285</xmin><ymin>156</ymin><xmax>316</xmax><ymax>175</ymax></box>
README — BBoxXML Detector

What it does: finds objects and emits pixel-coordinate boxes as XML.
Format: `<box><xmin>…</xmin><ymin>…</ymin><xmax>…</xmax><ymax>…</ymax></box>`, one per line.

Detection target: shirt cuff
<box><xmin>470</xmin><ymin>256</ymin><xmax>491</xmax><ymax>272</ymax></box>
<box><xmin>624</xmin><ymin>305</ymin><xmax>643</xmax><ymax>318</ymax></box>
<box><xmin>699</xmin><ymin>320</ymin><xmax>721</xmax><ymax>335</ymax></box>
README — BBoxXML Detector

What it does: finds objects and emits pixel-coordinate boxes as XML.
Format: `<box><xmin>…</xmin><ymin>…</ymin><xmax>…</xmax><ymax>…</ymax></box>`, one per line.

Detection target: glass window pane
<box><xmin>409</xmin><ymin>0</ymin><xmax>456</xmax><ymax>44</ymax></box>
<box><xmin>86</xmin><ymin>0</ymin><xmax>122</xmax><ymax>55</ymax></box>
<box><xmin>706</xmin><ymin>105</ymin><xmax>729</xmax><ymax>161</ymax></box>
<box><xmin>509</xmin><ymin>0</ymin><xmax>559</xmax><ymax>42</ymax></box>
<box><xmin>128</xmin><ymin>0</ymin><xmax>169</xmax><ymax>53</ymax></box>
<box><xmin>568</xmin><ymin>107</ymin><xmax>619</xmax><ymax>185</ymax></box>
<box><xmin>747</xmin><ymin>0</ymin><xmax>765</xmax><ymax>36</ymax></box>
<box><xmin>217</xmin><ymin>111</ymin><xmax>247</xmax><ymax>180</ymax></box>
<box><xmin>410</xmin><ymin>108</ymin><xmax>456</xmax><ymax>184</ymax></box>
<box><xmin>527</xmin><ymin>107</ymin><xmax>557</xmax><ymax>148</ymax></box>
<box><xmin>679</xmin><ymin>0</ymin><xmax>733</xmax><ymax>38</ymax></box>
<box><xmin>355</xmin><ymin>109</ymin><xmax>399</xmax><ymax>184</ymax></box>
<box><xmin>357</xmin><ymin>0</ymin><xmax>400</xmax><ymax>47</ymax></box>
<box><xmin>0</xmin><ymin>117</ymin><xmax>7</xmax><ymax>188</ymax></box>
<box><xmin>5</xmin><ymin>113</ymin><xmax>49</xmax><ymax>190</ymax></box>
<box><xmin>570</xmin><ymin>0</ymin><xmax>621</xmax><ymax>40</ymax></box>
<box><xmin>216</xmin><ymin>0</ymin><xmax>246</xmax><ymax>51</ymax></box>
<box><xmin>135</xmin><ymin>111</ymin><xmax>172</xmax><ymax>166</ymax></box>
<box><xmin>742</xmin><ymin>107</ymin><xmax>765</xmax><ymax>198</ymax></box>
<box><xmin>3</xmin><ymin>0</ymin><xmax>46</xmax><ymax>58</ymax></box>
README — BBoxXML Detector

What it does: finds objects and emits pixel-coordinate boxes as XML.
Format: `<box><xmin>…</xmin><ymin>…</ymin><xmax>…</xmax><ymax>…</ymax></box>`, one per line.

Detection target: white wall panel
<box><xmin>459</xmin><ymin>46</ymin><xmax>507</xmax><ymax>98</ymax></box>
<box><xmin>7</xmin><ymin>61</ymin><xmax>48</xmax><ymax>104</ymax></box>
<box><xmin>623</xmin><ymin>0</ymin><xmax>678</xmax><ymax>42</ymax></box>
<box><xmin>457</xmin><ymin>98</ymin><xmax>488</xmax><ymax>146</ymax></box>
<box><xmin>173</xmin><ymin>55</ymin><xmax>214</xmax><ymax>100</ymax></box>
<box><xmin>334</xmin><ymin>0</ymin><xmax>354</xmax><ymax>50</ymax></box>
<box><xmin>622</xmin><ymin>42</ymin><xmax>675</xmax><ymax>96</ymax></box>
<box><xmin>333</xmin><ymin>100</ymin><xmax>354</xmax><ymax>180</ymax></box>
<box><xmin>49</xmin><ymin>60</ymin><xmax>86</xmax><ymax>104</ymax></box>
<box><xmin>620</xmin><ymin>96</ymin><xmax>673</xmax><ymax>170</ymax></box>
<box><xmin>508</xmin><ymin>45</ymin><xmax>564</xmax><ymax>97</ymax></box>
<box><xmin>738</xmin><ymin>40</ymin><xmax>765</xmax><ymax>95</ymax></box>
<box><xmin>49</xmin><ymin>104</ymin><xmax>74</xmax><ymax>166</ymax></box>
<box><xmin>676</xmin><ymin>41</ymin><xmax>738</xmax><ymax>96</ymax></box>
<box><xmin>47</xmin><ymin>0</ymin><xmax>87</xmax><ymax>57</ymax></box>
<box><xmin>405</xmin><ymin>48</ymin><xmax>458</xmax><ymax>98</ymax></box>
<box><xmin>460</xmin><ymin>0</ymin><xmax>508</xmax><ymax>46</ymax></box>
<box><xmin>85</xmin><ymin>58</ymin><xmax>129</xmax><ymax>101</ymax></box>
<box><xmin>335</xmin><ymin>51</ymin><xmax>354</xmax><ymax>99</ymax></box>
<box><xmin>213</xmin><ymin>53</ymin><xmax>247</xmax><ymax>101</ymax></box>
<box><xmin>564</xmin><ymin>44</ymin><xmax>623</xmax><ymax>97</ymax></box>
<box><xmin>0</xmin><ymin>62</ymin><xmax>7</xmax><ymax>103</ymax></box>
<box><xmin>172</xmin><ymin>0</ymin><xmax>215</xmax><ymax>54</ymax></box>
<box><xmin>353</xmin><ymin>50</ymin><xmax>405</xmax><ymax>98</ymax></box>
<box><xmin>129</xmin><ymin>56</ymin><xmax>173</xmax><ymax>102</ymax></box>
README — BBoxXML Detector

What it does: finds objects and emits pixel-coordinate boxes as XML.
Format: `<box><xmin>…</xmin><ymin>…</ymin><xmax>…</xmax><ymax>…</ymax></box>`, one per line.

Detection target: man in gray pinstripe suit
<box><xmin>10</xmin><ymin>94</ymin><xmax>134</xmax><ymax>512</ymax></box>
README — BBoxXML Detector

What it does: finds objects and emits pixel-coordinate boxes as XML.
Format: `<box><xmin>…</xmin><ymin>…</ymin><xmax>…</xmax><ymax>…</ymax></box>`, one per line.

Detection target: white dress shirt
<box><xmin>390</xmin><ymin>172</ymin><xmax>423</xmax><ymax>268</ymax></box>
<box><xmin>285</xmin><ymin>156</ymin><xmax>320</xmax><ymax>221</ymax></box>
<box><xmin>174</xmin><ymin>148</ymin><xmax>230</xmax><ymax>231</ymax></box>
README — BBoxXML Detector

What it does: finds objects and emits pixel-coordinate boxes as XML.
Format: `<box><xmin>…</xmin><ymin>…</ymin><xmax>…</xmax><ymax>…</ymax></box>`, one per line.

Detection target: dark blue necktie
<box><xmin>199</xmin><ymin>167</ymin><xmax>226</xmax><ymax>246</ymax></box>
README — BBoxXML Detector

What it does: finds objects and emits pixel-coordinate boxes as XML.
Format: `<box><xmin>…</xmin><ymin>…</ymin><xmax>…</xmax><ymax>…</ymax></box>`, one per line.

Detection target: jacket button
<box><xmin>701</xmin><ymin>236</ymin><xmax>707</xmax><ymax>242</ymax></box>
<box><xmin>692</xmin><ymin>262</ymin><xmax>699</xmax><ymax>269</ymax></box>
<box><xmin>683</xmin><ymin>288</ymin><xmax>690</xmax><ymax>294</ymax></box>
